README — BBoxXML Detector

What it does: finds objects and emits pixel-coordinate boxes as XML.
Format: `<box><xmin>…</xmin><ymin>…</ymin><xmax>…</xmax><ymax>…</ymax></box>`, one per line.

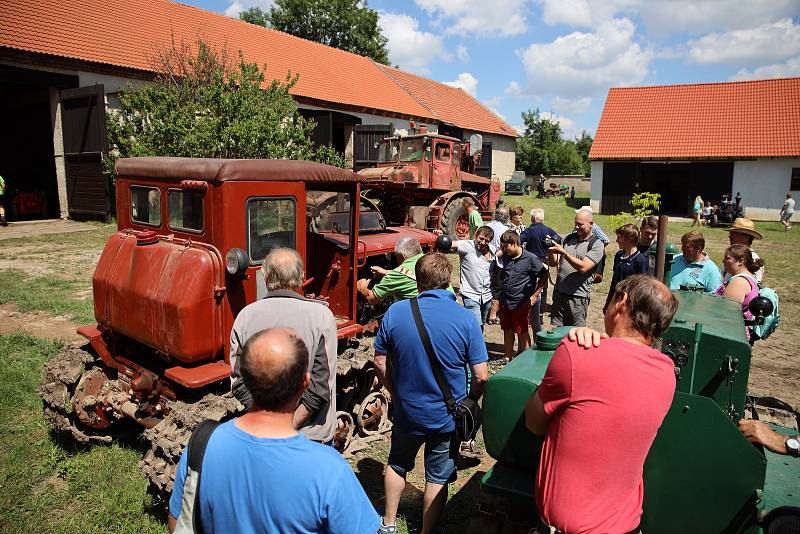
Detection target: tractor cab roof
<box><xmin>384</xmin><ymin>133</ymin><xmax>461</xmax><ymax>143</ymax></box>
<box><xmin>115</xmin><ymin>157</ymin><xmax>363</xmax><ymax>184</ymax></box>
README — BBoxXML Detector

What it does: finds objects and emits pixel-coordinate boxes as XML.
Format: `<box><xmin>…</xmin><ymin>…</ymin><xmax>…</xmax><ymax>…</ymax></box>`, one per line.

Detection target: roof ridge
<box><xmin>374</xmin><ymin>62</ymin><xmax>438</xmax><ymax>119</ymax></box>
<box><xmin>172</xmin><ymin>1</ymin><xmax>385</xmax><ymax>64</ymax></box>
<box><xmin>609</xmin><ymin>76</ymin><xmax>800</xmax><ymax>92</ymax></box>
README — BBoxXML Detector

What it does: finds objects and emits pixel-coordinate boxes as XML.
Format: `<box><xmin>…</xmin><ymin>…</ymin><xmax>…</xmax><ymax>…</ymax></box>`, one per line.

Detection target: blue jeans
<box><xmin>388</xmin><ymin>429</ymin><xmax>458</xmax><ymax>485</ymax></box>
<box><xmin>462</xmin><ymin>296</ymin><xmax>491</xmax><ymax>329</ymax></box>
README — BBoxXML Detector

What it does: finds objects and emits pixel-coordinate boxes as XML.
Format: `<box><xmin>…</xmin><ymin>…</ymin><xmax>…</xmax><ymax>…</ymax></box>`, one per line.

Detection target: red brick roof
<box><xmin>590</xmin><ymin>78</ymin><xmax>800</xmax><ymax>159</ymax></box>
<box><xmin>0</xmin><ymin>0</ymin><xmax>516</xmax><ymax>137</ymax></box>
<box><xmin>378</xmin><ymin>65</ymin><xmax>519</xmax><ymax>137</ymax></box>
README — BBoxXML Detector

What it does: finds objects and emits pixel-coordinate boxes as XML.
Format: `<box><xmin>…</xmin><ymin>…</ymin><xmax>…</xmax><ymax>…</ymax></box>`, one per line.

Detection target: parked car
<box><xmin>505</xmin><ymin>170</ymin><xmax>531</xmax><ymax>195</ymax></box>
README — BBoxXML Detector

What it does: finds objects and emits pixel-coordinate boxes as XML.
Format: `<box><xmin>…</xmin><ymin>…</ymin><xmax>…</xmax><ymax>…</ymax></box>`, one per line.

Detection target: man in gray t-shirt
<box><xmin>781</xmin><ymin>192</ymin><xmax>795</xmax><ymax>231</ymax></box>
<box><xmin>547</xmin><ymin>210</ymin><xmax>605</xmax><ymax>327</ymax></box>
<box><xmin>449</xmin><ymin>225</ymin><xmax>496</xmax><ymax>330</ymax></box>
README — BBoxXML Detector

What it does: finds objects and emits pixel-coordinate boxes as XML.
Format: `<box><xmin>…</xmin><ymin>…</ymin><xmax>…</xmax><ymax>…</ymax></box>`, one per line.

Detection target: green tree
<box><xmin>239</xmin><ymin>6</ymin><xmax>270</xmax><ymax>27</ymax></box>
<box><xmin>105</xmin><ymin>40</ymin><xmax>345</xmax><ymax>174</ymax></box>
<box><xmin>267</xmin><ymin>0</ymin><xmax>389</xmax><ymax>64</ymax></box>
<box><xmin>607</xmin><ymin>192</ymin><xmax>662</xmax><ymax>231</ymax></box>
<box><xmin>515</xmin><ymin>109</ymin><xmax>584</xmax><ymax>176</ymax></box>
<box><xmin>574</xmin><ymin>130</ymin><xmax>593</xmax><ymax>176</ymax></box>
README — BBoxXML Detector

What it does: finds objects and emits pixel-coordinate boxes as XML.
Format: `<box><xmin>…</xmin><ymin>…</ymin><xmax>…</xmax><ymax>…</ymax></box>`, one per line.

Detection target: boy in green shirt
<box><xmin>0</xmin><ymin>175</ymin><xmax>7</xmax><ymax>226</ymax></box>
<box><xmin>464</xmin><ymin>197</ymin><xmax>484</xmax><ymax>238</ymax></box>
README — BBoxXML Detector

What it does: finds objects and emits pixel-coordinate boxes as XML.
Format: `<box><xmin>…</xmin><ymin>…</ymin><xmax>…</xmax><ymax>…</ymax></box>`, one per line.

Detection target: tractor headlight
<box><xmin>226</xmin><ymin>248</ymin><xmax>250</xmax><ymax>276</ymax></box>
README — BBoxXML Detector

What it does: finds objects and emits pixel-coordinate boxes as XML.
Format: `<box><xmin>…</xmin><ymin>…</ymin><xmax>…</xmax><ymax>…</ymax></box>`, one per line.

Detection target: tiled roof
<box><xmin>0</xmin><ymin>0</ymin><xmax>516</xmax><ymax>137</ymax></box>
<box><xmin>590</xmin><ymin>78</ymin><xmax>800</xmax><ymax>159</ymax></box>
<box><xmin>379</xmin><ymin>65</ymin><xmax>518</xmax><ymax>137</ymax></box>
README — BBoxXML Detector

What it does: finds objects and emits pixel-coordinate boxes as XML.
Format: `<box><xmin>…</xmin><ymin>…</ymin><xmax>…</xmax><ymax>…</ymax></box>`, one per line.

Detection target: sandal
<box><xmin>486</xmin><ymin>318</ymin><xmax>500</xmax><ymax>325</ymax></box>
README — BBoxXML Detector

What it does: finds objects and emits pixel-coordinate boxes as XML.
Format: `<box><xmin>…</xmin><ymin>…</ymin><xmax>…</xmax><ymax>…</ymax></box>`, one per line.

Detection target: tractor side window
<box><xmin>434</xmin><ymin>143</ymin><xmax>451</xmax><ymax>162</ymax></box>
<box><xmin>130</xmin><ymin>186</ymin><xmax>161</xmax><ymax>226</ymax></box>
<box><xmin>452</xmin><ymin>143</ymin><xmax>461</xmax><ymax>165</ymax></box>
<box><xmin>247</xmin><ymin>197</ymin><xmax>296</xmax><ymax>263</ymax></box>
<box><xmin>168</xmin><ymin>190</ymin><xmax>204</xmax><ymax>232</ymax></box>
<box><xmin>378</xmin><ymin>140</ymin><xmax>399</xmax><ymax>163</ymax></box>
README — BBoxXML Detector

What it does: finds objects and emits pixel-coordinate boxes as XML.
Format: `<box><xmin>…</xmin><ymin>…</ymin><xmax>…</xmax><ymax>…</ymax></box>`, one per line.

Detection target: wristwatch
<box><xmin>786</xmin><ymin>436</ymin><xmax>800</xmax><ymax>457</ymax></box>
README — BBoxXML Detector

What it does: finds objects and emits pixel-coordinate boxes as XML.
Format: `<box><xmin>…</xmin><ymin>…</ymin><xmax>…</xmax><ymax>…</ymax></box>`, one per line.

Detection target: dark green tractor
<box><xmin>505</xmin><ymin>171</ymin><xmax>532</xmax><ymax>195</ymax></box>
<box><xmin>471</xmin><ymin>291</ymin><xmax>799</xmax><ymax>533</ymax></box>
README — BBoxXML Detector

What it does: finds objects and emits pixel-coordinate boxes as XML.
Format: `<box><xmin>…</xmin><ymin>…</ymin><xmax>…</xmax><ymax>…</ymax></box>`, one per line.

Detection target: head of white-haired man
<box><xmin>530</xmin><ymin>208</ymin><xmax>545</xmax><ymax>224</ymax></box>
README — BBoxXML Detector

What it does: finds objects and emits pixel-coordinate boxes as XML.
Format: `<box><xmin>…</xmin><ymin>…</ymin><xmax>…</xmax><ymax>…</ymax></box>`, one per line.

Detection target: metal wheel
<box><xmin>355</xmin><ymin>391</ymin><xmax>388</xmax><ymax>436</ymax></box>
<box><xmin>333</xmin><ymin>411</ymin><xmax>356</xmax><ymax>452</ymax></box>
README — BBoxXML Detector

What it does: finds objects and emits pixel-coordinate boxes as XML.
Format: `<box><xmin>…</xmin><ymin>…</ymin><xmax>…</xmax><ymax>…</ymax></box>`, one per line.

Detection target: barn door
<box><xmin>475</xmin><ymin>141</ymin><xmax>493</xmax><ymax>177</ymax></box>
<box><xmin>354</xmin><ymin>124</ymin><xmax>391</xmax><ymax>171</ymax></box>
<box><xmin>60</xmin><ymin>84</ymin><xmax>110</xmax><ymax>221</ymax></box>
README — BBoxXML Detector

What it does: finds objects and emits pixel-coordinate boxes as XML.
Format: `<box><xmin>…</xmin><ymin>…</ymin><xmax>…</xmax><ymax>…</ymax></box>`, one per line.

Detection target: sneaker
<box><xmin>378</xmin><ymin>520</ymin><xmax>397</xmax><ymax>533</ymax></box>
<box><xmin>459</xmin><ymin>439</ymin><xmax>484</xmax><ymax>459</ymax></box>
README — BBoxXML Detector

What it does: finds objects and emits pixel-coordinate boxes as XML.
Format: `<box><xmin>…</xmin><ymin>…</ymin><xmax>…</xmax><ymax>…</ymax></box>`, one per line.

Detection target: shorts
<box><xmin>388</xmin><ymin>429</ymin><xmax>457</xmax><ymax>485</ymax></box>
<box><xmin>781</xmin><ymin>212</ymin><xmax>793</xmax><ymax>222</ymax></box>
<box><xmin>550</xmin><ymin>290</ymin><xmax>590</xmax><ymax>327</ymax></box>
<box><xmin>499</xmin><ymin>299</ymin><xmax>531</xmax><ymax>334</ymax></box>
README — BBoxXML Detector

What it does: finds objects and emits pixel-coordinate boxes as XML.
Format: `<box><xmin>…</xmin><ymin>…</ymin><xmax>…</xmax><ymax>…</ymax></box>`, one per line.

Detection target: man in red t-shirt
<box><xmin>525</xmin><ymin>275</ymin><xmax>678</xmax><ymax>534</ymax></box>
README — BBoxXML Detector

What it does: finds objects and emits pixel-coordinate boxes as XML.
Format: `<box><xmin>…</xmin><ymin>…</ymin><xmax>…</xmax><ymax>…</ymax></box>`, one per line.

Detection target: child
<box><xmin>603</xmin><ymin>224</ymin><xmax>649</xmax><ymax>312</ymax></box>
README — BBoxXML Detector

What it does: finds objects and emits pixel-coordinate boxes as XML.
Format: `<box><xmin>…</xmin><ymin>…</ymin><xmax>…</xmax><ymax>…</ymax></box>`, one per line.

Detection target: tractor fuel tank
<box><xmin>92</xmin><ymin>231</ymin><xmax>225</xmax><ymax>364</ymax></box>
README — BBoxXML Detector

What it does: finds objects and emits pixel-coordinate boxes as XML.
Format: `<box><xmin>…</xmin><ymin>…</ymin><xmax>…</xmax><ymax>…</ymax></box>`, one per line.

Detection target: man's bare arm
<box><xmin>549</xmin><ymin>242</ymin><xmax>596</xmax><ymax>272</ymax></box>
<box><xmin>373</xmin><ymin>352</ymin><xmax>394</xmax><ymax>399</ymax></box>
<box><xmin>468</xmin><ymin>362</ymin><xmax>489</xmax><ymax>400</ymax></box>
<box><xmin>524</xmin><ymin>392</ymin><xmax>550</xmax><ymax>436</ymax></box>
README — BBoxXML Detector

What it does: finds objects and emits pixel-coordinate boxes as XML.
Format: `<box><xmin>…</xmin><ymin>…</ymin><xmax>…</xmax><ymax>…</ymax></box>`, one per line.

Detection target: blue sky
<box><xmin>184</xmin><ymin>0</ymin><xmax>799</xmax><ymax>139</ymax></box>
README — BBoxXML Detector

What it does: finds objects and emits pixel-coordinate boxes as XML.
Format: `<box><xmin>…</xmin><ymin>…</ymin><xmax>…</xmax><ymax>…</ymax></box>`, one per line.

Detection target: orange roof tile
<box><xmin>590</xmin><ymin>78</ymin><xmax>800</xmax><ymax>159</ymax></box>
<box><xmin>378</xmin><ymin>65</ymin><xmax>518</xmax><ymax>137</ymax></box>
<box><xmin>0</xmin><ymin>0</ymin><xmax>434</xmax><ymax>119</ymax></box>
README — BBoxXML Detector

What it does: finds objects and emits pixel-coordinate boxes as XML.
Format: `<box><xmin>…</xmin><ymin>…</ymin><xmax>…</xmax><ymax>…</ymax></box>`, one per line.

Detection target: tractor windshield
<box><xmin>378</xmin><ymin>139</ymin><xmax>399</xmax><ymax>163</ymax></box>
<box><xmin>399</xmin><ymin>139</ymin><xmax>425</xmax><ymax>162</ymax></box>
<box><xmin>307</xmin><ymin>192</ymin><xmax>386</xmax><ymax>236</ymax></box>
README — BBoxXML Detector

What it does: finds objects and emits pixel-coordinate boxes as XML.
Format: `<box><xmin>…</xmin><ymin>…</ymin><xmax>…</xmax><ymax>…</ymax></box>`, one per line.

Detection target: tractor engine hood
<box><xmin>358</xmin><ymin>165</ymin><xmax>419</xmax><ymax>183</ymax></box>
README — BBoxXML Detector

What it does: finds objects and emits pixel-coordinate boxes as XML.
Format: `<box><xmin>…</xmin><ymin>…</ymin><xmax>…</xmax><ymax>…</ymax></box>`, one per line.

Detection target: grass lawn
<box><xmin>0</xmin><ymin>198</ymin><xmax>796</xmax><ymax>533</ymax></box>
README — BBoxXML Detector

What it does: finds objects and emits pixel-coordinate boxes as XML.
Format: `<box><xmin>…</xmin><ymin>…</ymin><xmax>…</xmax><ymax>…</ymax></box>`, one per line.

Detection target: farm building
<box><xmin>589</xmin><ymin>77</ymin><xmax>800</xmax><ymax>221</ymax></box>
<box><xmin>0</xmin><ymin>0</ymin><xmax>516</xmax><ymax>221</ymax></box>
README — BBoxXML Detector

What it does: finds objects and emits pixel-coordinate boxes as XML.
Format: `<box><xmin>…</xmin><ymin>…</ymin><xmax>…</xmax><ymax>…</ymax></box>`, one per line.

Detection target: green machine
<box><xmin>474</xmin><ymin>291</ymin><xmax>800</xmax><ymax>533</ymax></box>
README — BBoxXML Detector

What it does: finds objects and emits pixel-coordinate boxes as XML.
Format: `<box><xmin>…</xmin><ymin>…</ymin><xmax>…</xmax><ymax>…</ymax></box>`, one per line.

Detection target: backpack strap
<box><xmin>174</xmin><ymin>419</ymin><xmax>221</xmax><ymax>534</ymax></box>
<box><xmin>410</xmin><ymin>298</ymin><xmax>457</xmax><ymax>413</ymax></box>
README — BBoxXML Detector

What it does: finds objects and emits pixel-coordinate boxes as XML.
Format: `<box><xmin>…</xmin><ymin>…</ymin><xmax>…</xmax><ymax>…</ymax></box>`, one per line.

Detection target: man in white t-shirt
<box><xmin>780</xmin><ymin>193</ymin><xmax>795</xmax><ymax>231</ymax></box>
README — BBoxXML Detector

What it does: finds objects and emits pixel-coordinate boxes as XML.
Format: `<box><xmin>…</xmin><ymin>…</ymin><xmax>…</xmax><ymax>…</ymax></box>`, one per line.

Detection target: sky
<box><xmin>184</xmin><ymin>0</ymin><xmax>800</xmax><ymax>139</ymax></box>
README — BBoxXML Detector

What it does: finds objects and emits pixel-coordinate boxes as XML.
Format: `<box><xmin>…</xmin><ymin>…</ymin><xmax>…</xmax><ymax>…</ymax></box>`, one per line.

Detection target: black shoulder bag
<box><xmin>409</xmin><ymin>298</ymin><xmax>482</xmax><ymax>441</ymax></box>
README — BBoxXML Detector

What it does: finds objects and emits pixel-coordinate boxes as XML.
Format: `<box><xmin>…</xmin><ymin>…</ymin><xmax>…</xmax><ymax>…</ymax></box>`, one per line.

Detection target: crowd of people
<box><xmin>164</xmin><ymin>205</ymin><xmax>795</xmax><ymax>534</ymax></box>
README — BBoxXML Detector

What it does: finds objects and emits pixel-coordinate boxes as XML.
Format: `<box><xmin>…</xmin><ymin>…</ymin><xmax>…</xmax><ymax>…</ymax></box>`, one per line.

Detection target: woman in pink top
<box><xmin>715</xmin><ymin>244</ymin><xmax>764</xmax><ymax>341</ymax></box>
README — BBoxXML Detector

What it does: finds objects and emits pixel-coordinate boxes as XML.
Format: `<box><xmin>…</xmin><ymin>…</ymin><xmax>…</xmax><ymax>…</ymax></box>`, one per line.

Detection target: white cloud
<box><xmin>730</xmin><ymin>56</ymin><xmax>800</xmax><ymax>81</ymax></box>
<box><xmin>484</xmin><ymin>96</ymin><xmax>502</xmax><ymax>107</ymax></box>
<box><xmin>519</xmin><ymin>18</ymin><xmax>652</xmax><ymax>98</ymax></box>
<box><xmin>539</xmin><ymin>0</ymin><xmax>799</xmax><ymax>37</ymax></box>
<box><xmin>552</xmin><ymin>96</ymin><xmax>592</xmax><ymax>114</ymax></box>
<box><xmin>415</xmin><ymin>0</ymin><xmax>528</xmax><ymax>37</ymax></box>
<box><xmin>504</xmin><ymin>80</ymin><xmax>522</xmax><ymax>95</ymax></box>
<box><xmin>444</xmin><ymin>72</ymin><xmax>478</xmax><ymax>96</ymax></box>
<box><xmin>379</xmin><ymin>12</ymin><xmax>449</xmax><ymax>74</ymax></box>
<box><xmin>513</xmin><ymin>124</ymin><xmax>526</xmax><ymax>136</ymax></box>
<box><xmin>541</xmin><ymin>111</ymin><xmax>579</xmax><ymax>137</ymax></box>
<box><xmin>456</xmin><ymin>44</ymin><xmax>470</xmax><ymax>63</ymax></box>
<box><xmin>224</xmin><ymin>0</ymin><xmax>275</xmax><ymax>18</ymax></box>
<box><xmin>687</xmin><ymin>19</ymin><xmax>800</xmax><ymax>65</ymax></box>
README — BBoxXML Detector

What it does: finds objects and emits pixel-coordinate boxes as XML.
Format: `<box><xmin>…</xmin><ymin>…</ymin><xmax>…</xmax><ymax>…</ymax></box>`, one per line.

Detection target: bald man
<box><xmin>230</xmin><ymin>247</ymin><xmax>338</xmax><ymax>444</ymax></box>
<box><xmin>170</xmin><ymin>328</ymin><xmax>380</xmax><ymax>533</ymax></box>
<box><xmin>526</xmin><ymin>275</ymin><xmax>678</xmax><ymax>533</ymax></box>
<box><xmin>547</xmin><ymin>209</ymin><xmax>605</xmax><ymax>327</ymax></box>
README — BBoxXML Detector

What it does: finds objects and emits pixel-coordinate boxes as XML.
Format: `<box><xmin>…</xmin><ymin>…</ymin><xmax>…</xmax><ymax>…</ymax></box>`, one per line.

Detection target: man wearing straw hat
<box><xmin>725</xmin><ymin>218</ymin><xmax>763</xmax><ymax>283</ymax></box>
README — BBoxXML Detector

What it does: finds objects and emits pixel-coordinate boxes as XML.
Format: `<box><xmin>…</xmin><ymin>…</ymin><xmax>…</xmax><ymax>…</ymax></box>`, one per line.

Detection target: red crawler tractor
<box><xmin>358</xmin><ymin>127</ymin><xmax>501</xmax><ymax>239</ymax></box>
<box><xmin>38</xmin><ymin>157</ymin><xmax>436</xmax><ymax>496</ymax></box>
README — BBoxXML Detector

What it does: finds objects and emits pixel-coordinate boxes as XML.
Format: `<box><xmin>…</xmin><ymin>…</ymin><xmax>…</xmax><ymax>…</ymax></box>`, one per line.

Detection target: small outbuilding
<box><xmin>589</xmin><ymin>77</ymin><xmax>800</xmax><ymax>220</ymax></box>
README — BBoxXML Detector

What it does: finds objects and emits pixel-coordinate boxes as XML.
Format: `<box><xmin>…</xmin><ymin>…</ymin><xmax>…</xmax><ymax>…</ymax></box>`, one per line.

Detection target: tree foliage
<box><xmin>106</xmin><ymin>40</ymin><xmax>345</xmax><ymax>174</ymax></box>
<box><xmin>239</xmin><ymin>6</ymin><xmax>270</xmax><ymax>27</ymax></box>
<box><xmin>266</xmin><ymin>0</ymin><xmax>389</xmax><ymax>64</ymax></box>
<box><xmin>607</xmin><ymin>192</ymin><xmax>662</xmax><ymax>231</ymax></box>
<box><xmin>515</xmin><ymin>109</ymin><xmax>593</xmax><ymax>177</ymax></box>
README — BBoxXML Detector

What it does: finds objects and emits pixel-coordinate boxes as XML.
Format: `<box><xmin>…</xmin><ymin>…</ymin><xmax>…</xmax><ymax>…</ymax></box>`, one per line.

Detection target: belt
<box><xmin>537</xmin><ymin>518</ymin><xmax>641</xmax><ymax>534</ymax></box>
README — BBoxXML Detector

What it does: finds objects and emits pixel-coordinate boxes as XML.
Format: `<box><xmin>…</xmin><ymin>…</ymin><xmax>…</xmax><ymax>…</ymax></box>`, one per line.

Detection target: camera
<box><xmin>545</xmin><ymin>235</ymin><xmax>562</xmax><ymax>248</ymax></box>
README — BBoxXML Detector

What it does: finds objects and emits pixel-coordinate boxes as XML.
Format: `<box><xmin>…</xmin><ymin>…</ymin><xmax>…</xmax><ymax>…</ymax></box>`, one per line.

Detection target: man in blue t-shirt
<box><xmin>669</xmin><ymin>231</ymin><xmax>723</xmax><ymax>293</ymax></box>
<box><xmin>373</xmin><ymin>253</ymin><xmax>489</xmax><ymax>534</ymax></box>
<box><xmin>169</xmin><ymin>328</ymin><xmax>379</xmax><ymax>534</ymax></box>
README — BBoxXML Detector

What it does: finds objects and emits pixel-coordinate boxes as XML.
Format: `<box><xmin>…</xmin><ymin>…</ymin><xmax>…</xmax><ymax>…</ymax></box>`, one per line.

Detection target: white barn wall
<box><xmin>732</xmin><ymin>158</ymin><xmax>800</xmax><ymax>221</ymax></box>
<box><xmin>589</xmin><ymin>161</ymin><xmax>603</xmax><ymax>213</ymax></box>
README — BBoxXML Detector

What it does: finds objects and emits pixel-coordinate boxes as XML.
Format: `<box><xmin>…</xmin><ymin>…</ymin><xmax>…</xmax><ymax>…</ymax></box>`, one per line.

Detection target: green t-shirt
<box><xmin>371</xmin><ymin>253</ymin><xmax>454</xmax><ymax>301</ymax></box>
<box><xmin>468</xmin><ymin>210</ymin><xmax>484</xmax><ymax>239</ymax></box>
<box><xmin>0</xmin><ymin>176</ymin><xmax>5</xmax><ymax>196</ymax></box>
